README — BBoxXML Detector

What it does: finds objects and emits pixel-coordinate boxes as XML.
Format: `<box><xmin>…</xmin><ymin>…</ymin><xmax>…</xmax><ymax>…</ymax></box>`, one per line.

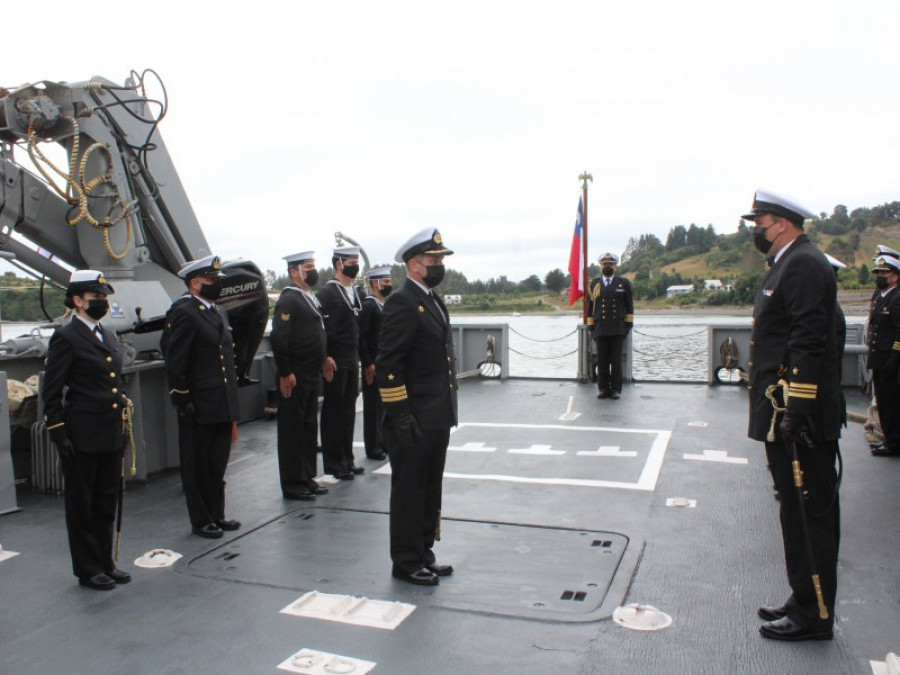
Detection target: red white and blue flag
<box><xmin>567</xmin><ymin>197</ymin><xmax>584</xmax><ymax>306</ymax></box>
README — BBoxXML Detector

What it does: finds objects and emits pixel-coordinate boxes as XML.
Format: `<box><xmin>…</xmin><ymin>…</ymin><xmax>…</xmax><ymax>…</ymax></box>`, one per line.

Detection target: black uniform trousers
<box><xmin>595</xmin><ymin>334</ymin><xmax>624</xmax><ymax>393</ymax></box>
<box><xmin>178</xmin><ymin>419</ymin><xmax>231</xmax><ymax>528</ymax></box>
<box><xmin>385</xmin><ymin>426</ymin><xmax>450</xmax><ymax>573</ymax></box>
<box><xmin>361</xmin><ymin>378</ymin><xmax>385</xmax><ymax>457</ymax></box>
<box><xmin>277</xmin><ymin>385</ymin><xmax>319</xmax><ymax>494</ymax></box>
<box><xmin>764</xmin><ymin>438</ymin><xmax>840</xmax><ymax>624</ymax></box>
<box><xmin>61</xmin><ymin>451</ymin><xmax>120</xmax><ymax>578</ymax></box>
<box><xmin>873</xmin><ymin>369</ymin><xmax>900</xmax><ymax>451</ymax></box>
<box><xmin>321</xmin><ymin>361</ymin><xmax>358</xmax><ymax>475</ymax></box>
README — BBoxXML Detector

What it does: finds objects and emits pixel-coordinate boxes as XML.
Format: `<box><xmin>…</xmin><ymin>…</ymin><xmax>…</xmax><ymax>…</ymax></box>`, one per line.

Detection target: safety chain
<box><xmin>509</xmin><ymin>346</ymin><xmax>579</xmax><ymax>360</ymax></box>
<box><xmin>632</xmin><ymin>327</ymin><xmax>708</xmax><ymax>339</ymax></box>
<box><xmin>508</xmin><ymin>326</ymin><xmax>577</xmax><ymax>342</ymax></box>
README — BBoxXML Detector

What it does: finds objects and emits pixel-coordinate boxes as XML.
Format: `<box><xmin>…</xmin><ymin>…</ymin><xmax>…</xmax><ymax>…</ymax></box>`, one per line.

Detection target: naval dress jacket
<box><xmin>587</xmin><ymin>275</ymin><xmax>634</xmax><ymax>336</ymax></box>
<box><xmin>747</xmin><ymin>235</ymin><xmax>841</xmax><ymax>443</ymax></box>
<box><xmin>316</xmin><ymin>280</ymin><xmax>361</xmax><ymax>364</ymax></box>
<box><xmin>358</xmin><ymin>294</ymin><xmax>383</xmax><ymax>371</ymax></box>
<box><xmin>42</xmin><ymin>319</ymin><xmax>129</xmax><ymax>453</ymax></box>
<box><xmin>160</xmin><ymin>295</ymin><xmax>239</xmax><ymax>425</ymax></box>
<box><xmin>376</xmin><ymin>279</ymin><xmax>458</xmax><ymax>431</ymax></box>
<box><xmin>270</xmin><ymin>286</ymin><xmax>327</xmax><ymax>390</ymax></box>
<box><xmin>866</xmin><ymin>286</ymin><xmax>900</xmax><ymax>371</ymax></box>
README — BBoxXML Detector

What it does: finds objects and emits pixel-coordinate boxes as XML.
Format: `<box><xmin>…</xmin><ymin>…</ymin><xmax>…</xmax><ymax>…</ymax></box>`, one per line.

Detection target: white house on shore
<box><xmin>666</xmin><ymin>285</ymin><xmax>694</xmax><ymax>298</ymax></box>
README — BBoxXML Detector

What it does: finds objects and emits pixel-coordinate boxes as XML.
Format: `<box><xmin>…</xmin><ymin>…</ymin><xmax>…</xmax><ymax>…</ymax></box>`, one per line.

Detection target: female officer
<box><xmin>42</xmin><ymin>270</ymin><xmax>131</xmax><ymax>591</ymax></box>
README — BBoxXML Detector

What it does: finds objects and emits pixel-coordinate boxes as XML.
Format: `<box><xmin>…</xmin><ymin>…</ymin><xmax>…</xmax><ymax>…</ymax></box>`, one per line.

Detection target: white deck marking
<box><xmin>578</xmin><ymin>446</ymin><xmax>637</xmax><ymax>458</ymax></box>
<box><xmin>666</xmin><ymin>497</ymin><xmax>697</xmax><ymax>508</ymax></box>
<box><xmin>508</xmin><ymin>444</ymin><xmax>565</xmax><ymax>456</ymax></box>
<box><xmin>374</xmin><ymin>422</ymin><xmax>673</xmax><ymax>491</ymax></box>
<box><xmin>0</xmin><ymin>549</ymin><xmax>21</xmax><ymax>563</ymax></box>
<box><xmin>683</xmin><ymin>449</ymin><xmax>748</xmax><ymax>465</ymax></box>
<box><xmin>280</xmin><ymin>591</ymin><xmax>414</xmax><ymax>630</ymax></box>
<box><xmin>449</xmin><ymin>442</ymin><xmax>496</xmax><ymax>452</ymax></box>
<box><xmin>558</xmin><ymin>395</ymin><xmax>581</xmax><ymax>421</ymax></box>
<box><xmin>277</xmin><ymin>648</ymin><xmax>376</xmax><ymax>674</ymax></box>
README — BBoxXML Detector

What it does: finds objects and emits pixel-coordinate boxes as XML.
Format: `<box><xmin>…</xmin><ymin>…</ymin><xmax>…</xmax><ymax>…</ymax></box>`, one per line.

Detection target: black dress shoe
<box><xmin>106</xmin><ymin>568</ymin><xmax>132</xmax><ymax>585</ymax></box>
<box><xmin>597</xmin><ymin>390</ymin><xmax>610</xmax><ymax>399</ymax></box>
<box><xmin>871</xmin><ymin>443</ymin><xmax>900</xmax><ymax>456</ymax></box>
<box><xmin>311</xmin><ymin>485</ymin><xmax>329</xmax><ymax>495</ymax></box>
<box><xmin>217</xmin><ymin>519</ymin><xmax>241</xmax><ymax>531</ymax></box>
<box><xmin>192</xmin><ymin>523</ymin><xmax>224</xmax><ymax>539</ymax></box>
<box><xmin>350</xmin><ymin>465</ymin><xmax>365</xmax><ymax>475</ymax></box>
<box><xmin>759</xmin><ymin>616</ymin><xmax>833</xmax><ymax>641</ymax></box>
<box><xmin>427</xmin><ymin>562</ymin><xmax>453</xmax><ymax>577</ymax></box>
<box><xmin>332</xmin><ymin>472</ymin><xmax>354</xmax><ymax>480</ymax></box>
<box><xmin>757</xmin><ymin>604</ymin><xmax>789</xmax><ymax>621</ymax></box>
<box><xmin>284</xmin><ymin>490</ymin><xmax>315</xmax><ymax>501</ymax></box>
<box><xmin>610</xmin><ymin>391</ymin><xmax>621</xmax><ymax>400</ymax></box>
<box><xmin>367</xmin><ymin>452</ymin><xmax>388</xmax><ymax>461</ymax></box>
<box><xmin>79</xmin><ymin>573</ymin><xmax>116</xmax><ymax>591</ymax></box>
<box><xmin>392</xmin><ymin>567</ymin><xmax>439</xmax><ymax>586</ymax></box>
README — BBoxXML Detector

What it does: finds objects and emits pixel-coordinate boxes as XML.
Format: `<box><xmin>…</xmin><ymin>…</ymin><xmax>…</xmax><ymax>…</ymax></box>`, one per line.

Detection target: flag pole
<box><xmin>578</xmin><ymin>171</ymin><xmax>593</xmax><ymax>324</ymax></box>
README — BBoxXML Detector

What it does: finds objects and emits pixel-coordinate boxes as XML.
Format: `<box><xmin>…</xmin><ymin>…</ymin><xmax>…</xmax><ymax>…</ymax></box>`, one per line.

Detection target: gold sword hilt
<box><xmin>812</xmin><ymin>574</ymin><xmax>829</xmax><ymax>620</ymax></box>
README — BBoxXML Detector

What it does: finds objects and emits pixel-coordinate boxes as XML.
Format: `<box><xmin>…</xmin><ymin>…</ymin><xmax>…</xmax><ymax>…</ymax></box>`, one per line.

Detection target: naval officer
<box><xmin>42</xmin><ymin>270</ymin><xmax>131</xmax><ymax>590</ymax></box>
<box><xmin>270</xmin><ymin>251</ymin><xmax>333</xmax><ymax>499</ymax></box>
<box><xmin>587</xmin><ymin>253</ymin><xmax>634</xmax><ymax>399</ymax></box>
<box><xmin>743</xmin><ymin>189</ymin><xmax>841</xmax><ymax>642</ymax></box>
<box><xmin>161</xmin><ymin>255</ymin><xmax>241</xmax><ymax>539</ymax></box>
<box><xmin>317</xmin><ymin>246</ymin><xmax>364</xmax><ymax>480</ymax></box>
<box><xmin>866</xmin><ymin>254</ymin><xmax>900</xmax><ymax>457</ymax></box>
<box><xmin>377</xmin><ymin>228</ymin><xmax>457</xmax><ymax>586</ymax></box>
<box><xmin>359</xmin><ymin>266</ymin><xmax>393</xmax><ymax>461</ymax></box>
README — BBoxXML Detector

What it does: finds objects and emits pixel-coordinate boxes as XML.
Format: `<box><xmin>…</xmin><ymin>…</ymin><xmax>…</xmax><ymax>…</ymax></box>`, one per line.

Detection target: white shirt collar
<box><xmin>409</xmin><ymin>278</ymin><xmax>431</xmax><ymax>295</ymax></box>
<box><xmin>772</xmin><ymin>238</ymin><xmax>798</xmax><ymax>265</ymax></box>
<box><xmin>74</xmin><ymin>313</ymin><xmax>100</xmax><ymax>329</ymax></box>
<box><xmin>190</xmin><ymin>293</ymin><xmax>214</xmax><ymax>309</ymax></box>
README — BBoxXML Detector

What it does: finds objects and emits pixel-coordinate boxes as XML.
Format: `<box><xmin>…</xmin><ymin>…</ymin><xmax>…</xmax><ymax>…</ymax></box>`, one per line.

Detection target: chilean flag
<box><xmin>567</xmin><ymin>197</ymin><xmax>584</xmax><ymax>306</ymax></box>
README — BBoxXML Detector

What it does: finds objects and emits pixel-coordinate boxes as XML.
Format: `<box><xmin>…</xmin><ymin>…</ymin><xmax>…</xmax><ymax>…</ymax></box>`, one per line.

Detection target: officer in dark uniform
<box><xmin>866</xmin><ymin>254</ymin><xmax>900</xmax><ymax>456</ymax></box>
<box><xmin>270</xmin><ymin>251</ymin><xmax>333</xmax><ymax>500</ymax></box>
<box><xmin>587</xmin><ymin>253</ymin><xmax>633</xmax><ymax>399</ymax></box>
<box><xmin>743</xmin><ymin>189</ymin><xmax>841</xmax><ymax>642</ymax></box>
<box><xmin>359</xmin><ymin>266</ymin><xmax>393</xmax><ymax>461</ymax></box>
<box><xmin>161</xmin><ymin>255</ymin><xmax>241</xmax><ymax>539</ymax></box>
<box><xmin>317</xmin><ymin>245</ymin><xmax>363</xmax><ymax>479</ymax></box>
<box><xmin>824</xmin><ymin>254</ymin><xmax>848</xmax><ymax>429</ymax></box>
<box><xmin>377</xmin><ymin>228</ymin><xmax>457</xmax><ymax>586</ymax></box>
<box><xmin>42</xmin><ymin>270</ymin><xmax>131</xmax><ymax>590</ymax></box>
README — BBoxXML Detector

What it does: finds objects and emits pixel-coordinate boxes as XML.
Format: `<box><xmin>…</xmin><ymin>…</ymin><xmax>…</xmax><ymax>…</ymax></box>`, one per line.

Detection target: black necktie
<box><xmin>93</xmin><ymin>325</ymin><xmax>103</xmax><ymax>342</ymax></box>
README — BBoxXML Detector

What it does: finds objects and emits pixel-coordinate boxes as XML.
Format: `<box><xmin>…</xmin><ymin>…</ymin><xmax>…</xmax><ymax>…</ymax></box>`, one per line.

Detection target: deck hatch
<box><xmin>186</xmin><ymin>508</ymin><xmax>634</xmax><ymax>622</ymax></box>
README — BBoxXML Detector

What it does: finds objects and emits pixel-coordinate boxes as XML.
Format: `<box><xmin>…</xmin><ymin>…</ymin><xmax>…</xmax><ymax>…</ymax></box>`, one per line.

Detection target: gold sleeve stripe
<box><xmin>379</xmin><ymin>385</ymin><xmax>406</xmax><ymax>396</ymax></box>
<box><xmin>625</xmin><ymin>314</ymin><xmax>634</xmax><ymax>322</ymax></box>
<box><xmin>46</xmin><ymin>421</ymin><xmax>65</xmax><ymax>430</ymax></box>
<box><xmin>789</xmin><ymin>391</ymin><xmax>817</xmax><ymax>400</ymax></box>
<box><xmin>790</xmin><ymin>382</ymin><xmax>818</xmax><ymax>391</ymax></box>
<box><xmin>893</xmin><ymin>341</ymin><xmax>900</xmax><ymax>351</ymax></box>
<box><xmin>586</xmin><ymin>318</ymin><xmax>594</xmax><ymax>326</ymax></box>
<box><xmin>381</xmin><ymin>392</ymin><xmax>408</xmax><ymax>402</ymax></box>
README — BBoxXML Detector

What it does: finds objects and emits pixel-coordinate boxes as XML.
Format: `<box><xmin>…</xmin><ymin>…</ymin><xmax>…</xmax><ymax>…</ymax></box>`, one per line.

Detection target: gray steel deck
<box><xmin>0</xmin><ymin>379</ymin><xmax>897</xmax><ymax>674</ymax></box>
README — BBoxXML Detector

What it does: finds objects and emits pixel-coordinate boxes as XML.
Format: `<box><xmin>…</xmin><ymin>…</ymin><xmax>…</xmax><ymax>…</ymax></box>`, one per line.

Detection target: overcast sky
<box><xmin>3</xmin><ymin>0</ymin><xmax>899</xmax><ymax>283</ymax></box>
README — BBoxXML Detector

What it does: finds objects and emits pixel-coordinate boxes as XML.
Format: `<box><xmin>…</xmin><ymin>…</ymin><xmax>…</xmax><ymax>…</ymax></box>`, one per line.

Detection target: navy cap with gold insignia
<box><xmin>873</xmin><ymin>244</ymin><xmax>899</xmax><ymax>261</ymax></box>
<box><xmin>395</xmin><ymin>228</ymin><xmax>454</xmax><ymax>263</ymax></box>
<box><xmin>741</xmin><ymin>188</ymin><xmax>814</xmax><ymax>227</ymax></box>
<box><xmin>599</xmin><ymin>252</ymin><xmax>619</xmax><ymax>265</ymax></box>
<box><xmin>178</xmin><ymin>255</ymin><xmax>225</xmax><ymax>280</ymax></box>
<box><xmin>66</xmin><ymin>269</ymin><xmax>115</xmax><ymax>299</ymax></box>
<box><xmin>873</xmin><ymin>255</ymin><xmax>900</xmax><ymax>273</ymax></box>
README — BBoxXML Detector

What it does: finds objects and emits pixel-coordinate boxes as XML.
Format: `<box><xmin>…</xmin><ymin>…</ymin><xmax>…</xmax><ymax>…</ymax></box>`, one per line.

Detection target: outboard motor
<box><xmin>218</xmin><ymin>260</ymin><xmax>269</xmax><ymax>385</ymax></box>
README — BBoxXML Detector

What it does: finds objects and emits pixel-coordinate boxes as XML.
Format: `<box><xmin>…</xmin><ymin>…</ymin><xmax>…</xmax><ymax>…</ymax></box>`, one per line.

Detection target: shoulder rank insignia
<box><xmin>280</xmin><ymin>313</ymin><xmax>290</xmax><ymax>321</ymax></box>
<box><xmin>418</xmin><ymin>305</ymin><xmax>425</xmax><ymax>313</ymax></box>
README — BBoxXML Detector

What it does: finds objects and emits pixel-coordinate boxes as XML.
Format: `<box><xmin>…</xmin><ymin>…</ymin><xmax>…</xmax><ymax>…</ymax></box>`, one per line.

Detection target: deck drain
<box><xmin>613</xmin><ymin>603</ymin><xmax>673</xmax><ymax>631</ymax></box>
<box><xmin>591</xmin><ymin>540</ymin><xmax>612</xmax><ymax>548</ymax></box>
<box><xmin>296</xmin><ymin>513</ymin><xmax>314</xmax><ymax>521</ymax></box>
<box><xmin>214</xmin><ymin>551</ymin><xmax>240</xmax><ymax>561</ymax></box>
<box><xmin>560</xmin><ymin>590</ymin><xmax>588</xmax><ymax>602</ymax></box>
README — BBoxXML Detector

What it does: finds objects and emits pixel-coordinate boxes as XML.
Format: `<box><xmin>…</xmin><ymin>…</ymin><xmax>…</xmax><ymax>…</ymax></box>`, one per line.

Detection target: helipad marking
<box><xmin>277</xmin><ymin>648</ymin><xmax>376</xmax><ymax>674</ymax></box>
<box><xmin>558</xmin><ymin>395</ymin><xmax>581</xmax><ymax>421</ymax></box>
<box><xmin>450</xmin><ymin>442</ymin><xmax>496</xmax><ymax>453</ymax></box>
<box><xmin>374</xmin><ymin>422</ymin><xmax>672</xmax><ymax>491</ymax></box>
<box><xmin>508</xmin><ymin>444</ymin><xmax>565</xmax><ymax>456</ymax></box>
<box><xmin>578</xmin><ymin>446</ymin><xmax>637</xmax><ymax>458</ymax></box>
<box><xmin>683</xmin><ymin>449</ymin><xmax>748</xmax><ymax>465</ymax></box>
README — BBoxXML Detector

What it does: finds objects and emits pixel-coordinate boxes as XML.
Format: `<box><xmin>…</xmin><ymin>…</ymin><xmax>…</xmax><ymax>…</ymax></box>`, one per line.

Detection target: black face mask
<box><xmin>381</xmin><ymin>285</ymin><xmax>393</xmax><ymax>298</ymax></box>
<box><xmin>876</xmin><ymin>276</ymin><xmax>890</xmax><ymax>290</ymax></box>
<box><xmin>85</xmin><ymin>299</ymin><xmax>109</xmax><ymax>321</ymax></box>
<box><xmin>602</xmin><ymin>266</ymin><xmax>614</xmax><ymax>277</ymax></box>
<box><xmin>341</xmin><ymin>264</ymin><xmax>360</xmax><ymax>279</ymax></box>
<box><xmin>423</xmin><ymin>264</ymin><xmax>445</xmax><ymax>289</ymax></box>
<box><xmin>303</xmin><ymin>269</ymin><xmax>319</xmax><ymax>288</ymax></box>
<box><xmin>752</xmin><ymin>226</ymin><xmax>773</xmax><ymax>255</ymax></box>
<box><xmin>199</xmin><ymin>280</ymin><xmax>222</xmax><ymax>301</ymax></box>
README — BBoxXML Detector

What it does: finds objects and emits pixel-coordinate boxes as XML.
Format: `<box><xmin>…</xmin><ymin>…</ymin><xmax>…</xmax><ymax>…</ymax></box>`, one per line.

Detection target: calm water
<box><xmin>2</xmin><ymin>314</ymin><xmax>868</xmax><ymax>382</ymax></box>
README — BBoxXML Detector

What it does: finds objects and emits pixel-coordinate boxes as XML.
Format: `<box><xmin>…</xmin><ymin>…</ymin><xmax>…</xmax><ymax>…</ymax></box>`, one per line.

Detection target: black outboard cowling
<box><xmin>218</xmin><ymin>260</ymin><xmax>269</xmax><ymax>385</ymax></box>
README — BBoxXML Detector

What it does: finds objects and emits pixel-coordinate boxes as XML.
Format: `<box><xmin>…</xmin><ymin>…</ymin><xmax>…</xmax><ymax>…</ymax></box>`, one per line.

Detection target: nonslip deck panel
<box><xmin>187</xmin><ymin>507</ymin><xmax>634</xmax><ymax>622</ymax></box>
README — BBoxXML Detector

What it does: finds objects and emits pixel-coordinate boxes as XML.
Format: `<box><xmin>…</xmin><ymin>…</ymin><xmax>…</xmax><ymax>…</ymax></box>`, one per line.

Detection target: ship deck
<box><xmin>1</xmin><ymin>379</ymin><xmax>898</xmax><ymax>674</ymax></box>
